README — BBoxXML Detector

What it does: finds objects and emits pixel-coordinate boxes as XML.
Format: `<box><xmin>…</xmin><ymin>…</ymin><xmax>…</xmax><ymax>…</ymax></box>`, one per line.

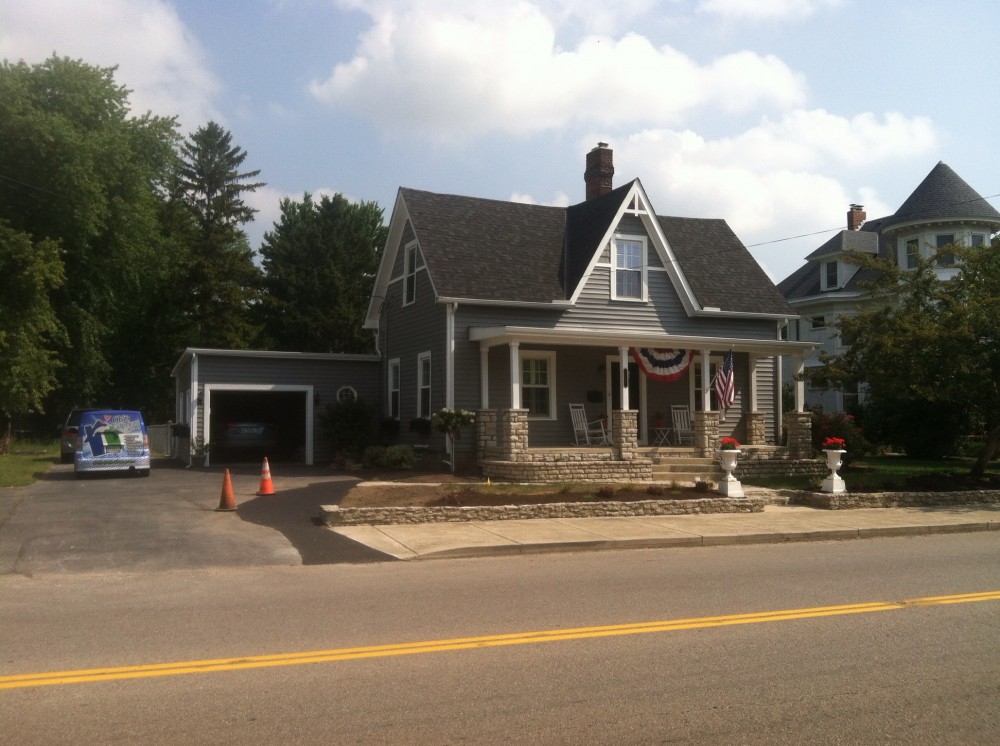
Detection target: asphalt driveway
<box><xmin>0</xmin><ymin>459</ymin><xmax>392</xmax><ymax>576</ymax></box>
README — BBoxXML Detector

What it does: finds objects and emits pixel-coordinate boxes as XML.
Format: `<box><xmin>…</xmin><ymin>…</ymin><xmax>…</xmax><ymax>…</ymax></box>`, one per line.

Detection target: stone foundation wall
<box><xmin>792</xmin><ymin>490</ymin><xmax>1000</xmax><ymax>510</ymax></box>
<box><xmin>735</xmin><ymin>451</ymin><xmax>826</xmax><ymax>480</ymax></box>
<box><xmin>482</xmin><ymin>458</ymin><xmax>653</xmax><ymax>483</ymax></box>
<box><xmin>322</xmin><ymin>496</ymin><xmax>765</xmax><ymax>526</ymax></box>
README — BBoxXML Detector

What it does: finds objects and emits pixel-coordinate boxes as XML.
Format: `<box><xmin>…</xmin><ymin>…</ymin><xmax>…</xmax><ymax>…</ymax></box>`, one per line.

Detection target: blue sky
<box><xmin>3</xmin><ymin>0</ymin><xmax>998</xmax><ymax>282</ymax></box>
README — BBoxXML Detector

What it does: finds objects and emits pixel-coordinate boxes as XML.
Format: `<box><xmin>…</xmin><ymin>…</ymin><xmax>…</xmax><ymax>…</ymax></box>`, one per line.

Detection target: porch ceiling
<box><xmin>469</xmin><ymin>325</ymin><xmax>816</xmax><ymax>356</ymax></box>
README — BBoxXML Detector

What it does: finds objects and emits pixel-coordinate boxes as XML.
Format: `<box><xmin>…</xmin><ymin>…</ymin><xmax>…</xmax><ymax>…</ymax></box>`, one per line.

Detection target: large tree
<box><xmin>807</xmin><ymin>242</ymin><xmax>1000</xmax><ymax>477</ymax></box>
<box><xmin>0</xmin><ymin>224</ymin><xmax>66</xmax><ymax>444</ymax></box>
<box><xmin>257</xmin><ymin>193</ymin><xmax>386</xmax><ymax>353</ymax></box>
<box><xmin>0</xmin><ymin>56</ymin><xmax>179</xmax><ymax>422</ymax></box>
<box><xmin>171</xmin><ymin>121</ymin><xmax>264</xmax><ymax>350</ymax></box>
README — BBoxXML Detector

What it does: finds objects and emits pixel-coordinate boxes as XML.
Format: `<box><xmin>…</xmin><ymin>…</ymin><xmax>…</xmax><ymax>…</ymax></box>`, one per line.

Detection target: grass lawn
<box><xmin>743</xmin><ymin>455</ymin><xmax>1000</xmax><ymax>493</ymax></box>
<box><xmin>0</xmin><ymin>439</ymin><xmax>59</xmax><ymax>489</ymax></box>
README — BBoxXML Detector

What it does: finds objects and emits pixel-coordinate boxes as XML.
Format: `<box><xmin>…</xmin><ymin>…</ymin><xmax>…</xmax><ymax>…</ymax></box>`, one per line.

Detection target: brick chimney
<box><xmin>847</xmin><ymin>204</ymin><xmax>866</xmax><ymax>231</ymax></box>
<box><xmin>584</xmin><ymin>143</ymin><xmax>614</xmax><ymax>200</ymax></box>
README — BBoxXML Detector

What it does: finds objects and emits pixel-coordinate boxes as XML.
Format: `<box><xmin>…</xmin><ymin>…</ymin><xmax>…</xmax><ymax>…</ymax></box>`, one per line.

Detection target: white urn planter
<box><xmin>821</xmin><ymin>449</ymin><xmax>846</xmax><ymax>493</ymax></box>
<box><xmin>716</xmin><ymin>449</ymin><xmax>745</xmax><ymax>498</ymax></box>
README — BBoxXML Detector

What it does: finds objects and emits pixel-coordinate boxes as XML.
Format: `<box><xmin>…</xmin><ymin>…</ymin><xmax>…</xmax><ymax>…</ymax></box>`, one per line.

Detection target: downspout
<box><xmin>445</xmin><ymin>302</ymin><xmax>457</xmax><ymax>465</ymax></box>
<box><xmin>188</xmin><ymin>353</ymin><xmax>198</xmax><ymax>468</ymax></box>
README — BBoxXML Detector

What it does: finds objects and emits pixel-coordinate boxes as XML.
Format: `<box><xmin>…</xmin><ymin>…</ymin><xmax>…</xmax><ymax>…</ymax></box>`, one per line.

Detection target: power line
<box><xmin>745</xmin><ymin>191</ymin><xmax>1000</xmax><ymax>249</ymax></box>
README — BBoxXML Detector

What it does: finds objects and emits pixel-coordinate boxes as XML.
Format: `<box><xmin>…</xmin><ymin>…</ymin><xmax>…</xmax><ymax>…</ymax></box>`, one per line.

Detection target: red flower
<box><xmin>719</xmin><ymin>437</ymin><xmax>741</xmax><ymax>450</ymax></box>
<box><xmin>822</xmin><ymin>437</ymin><xmax>846</xmax><ymax>449</ymax></box>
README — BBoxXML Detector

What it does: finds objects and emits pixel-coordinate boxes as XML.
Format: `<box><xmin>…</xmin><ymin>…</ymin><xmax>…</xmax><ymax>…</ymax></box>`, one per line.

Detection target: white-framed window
<box><xmin>810</xmin><ymin>316</ymin><xmax>826</xmax><ymax>330</ymax></box>
<box><xmin>935</xmin><ymin>234</ymin><xmax>956</xmax><ymax>266</ymax></box>
<box><xmin>520</xmin><ymin>351</ymin><xmax>556</xmax><ymax>419</ymax></box>
<box><xmin>417</xmin><ymin>352</ymin><xmax>431</xmax><ymax>418</ymax></box>
<box><xmin>403</xmin><ymin>243</ymin><xmax>417</xmax><ymax>306</ymax></box>
<box><xmin>337</xmin><ymin>386</ymin><xmax>357</xmax><ymax>403</ymax></box>
<box><xmin>824</xmin><ymin>260</ymin><xmax>838</xmax><ymax>290</ymax></box>
<box><xmin>905</xmin><ymin>238</ymin><xmax>920</xmax><ymax>269</ymax></box>
<box><xmin>388</xmin><ymin>358</ymin><xmax>400</xmax><ymax>420</ymax></box>
<box><xmin>612</xmin><ymin>235</ymin><xmax>646</xmax><ymax>300</ymax></box>
<box><xmin>691</xmin><ymin>359</ymin><xmax>721</xmax><ymax>413</ymax></box>
<box><xmin>970</xmin><ymin>233</ymin><xmax>986</xmax><ymax>247</ymax></box>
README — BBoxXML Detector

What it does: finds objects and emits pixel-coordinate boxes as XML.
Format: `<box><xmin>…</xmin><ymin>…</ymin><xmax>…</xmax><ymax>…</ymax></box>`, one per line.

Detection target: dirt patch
<box><xmin>339</xmin><ymin>469</ymin><xmax>716</xmax><ymax>508</ymax></box>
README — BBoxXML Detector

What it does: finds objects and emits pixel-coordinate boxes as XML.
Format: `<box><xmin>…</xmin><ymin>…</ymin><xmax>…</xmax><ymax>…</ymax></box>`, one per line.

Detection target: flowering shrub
<box><xmin>811</xmin><ymin>410</ymin><xmax>869</xmax><ymax>465</ymax></box>
<box><xmin>822</xmin><ymin>437</ymin><xmax>846</xmax><ymax>450</ymax></box>
<box><xmin>719</xmin><ymin>437</ymin><xmax>741</xmax><ymax>450</ymax></box>
<box><xmin>431</xmin><ymin>408</ymin><xmax>476</xmax><ymax>440</ymax></box>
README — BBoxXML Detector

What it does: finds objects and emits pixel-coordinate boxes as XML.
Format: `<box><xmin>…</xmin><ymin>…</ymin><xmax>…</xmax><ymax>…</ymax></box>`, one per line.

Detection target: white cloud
<box><xmin>607</xmin><ymin>110</ymin><xmax>931</xmax><ymax>279</ymax></box>
<box><xmin>697</xmin><ymin>0</ymin><xmax>843</xmax><ymax>21</ymax></box>
<box><xmin>311</xmin><ymin>1</ymin><xmax>806</xmax><ymax>139</ymax></box>
<box><xmin>0</xmin><ymin>0</ymin><xmax>221</xmax><ymax>128</ymax></box>
<box><xmin>511</xmin><ymin>191</ymin><xmax>571</xmax><ymax>207</ymax></box>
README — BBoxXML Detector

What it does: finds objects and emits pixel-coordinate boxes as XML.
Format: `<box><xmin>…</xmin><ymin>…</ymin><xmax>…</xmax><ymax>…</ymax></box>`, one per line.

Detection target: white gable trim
<box><xmin>568</xmin><ymin>180</ymin><xmax>701</xmax><ymax>314</ymax></box>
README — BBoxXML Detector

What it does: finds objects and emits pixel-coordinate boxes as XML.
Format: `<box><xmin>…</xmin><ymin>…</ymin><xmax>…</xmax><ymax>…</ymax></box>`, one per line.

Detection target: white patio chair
<box><xmin>670</xmin><ymin>405</ymin><xmax>695</xmax><ymax>445</ymax></box>
<box><xmin>569</xmin><ymin>403</ymin><xmax>608</xmax><ymax>445</ymax></box>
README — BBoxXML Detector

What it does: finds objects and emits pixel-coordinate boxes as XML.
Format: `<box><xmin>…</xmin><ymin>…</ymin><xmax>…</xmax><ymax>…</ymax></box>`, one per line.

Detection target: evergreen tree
<box><xmin>258</xmin><ymin>193</ymin><xmax>386</xmax><ymax>353</ymax></box>
<box><xmin>171</xmin><ymin>121</ymin><xmax>265</xmax><ymax>350</ymax></box>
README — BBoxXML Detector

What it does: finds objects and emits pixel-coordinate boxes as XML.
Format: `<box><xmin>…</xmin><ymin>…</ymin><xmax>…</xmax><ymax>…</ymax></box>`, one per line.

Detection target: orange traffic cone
<box><xmin>216</xmin><ymin>469</ymin><xmax>237</xmax><ymax>512</ymax></box>
<box><xmin>257</xmin><ymin>457</ymin><xmax>275</xmax><ymax>496</ymax></box>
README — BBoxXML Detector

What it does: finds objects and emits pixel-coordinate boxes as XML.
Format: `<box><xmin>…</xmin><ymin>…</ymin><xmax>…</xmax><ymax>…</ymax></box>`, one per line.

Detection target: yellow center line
<box><xmin>3</xmin><ymin>590</ymin><xmax>998</xmax><ymax>690</ymax></box>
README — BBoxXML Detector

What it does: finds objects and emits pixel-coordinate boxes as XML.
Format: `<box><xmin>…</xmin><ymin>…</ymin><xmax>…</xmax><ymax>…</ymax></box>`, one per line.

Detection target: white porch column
<box><xmin>700</xmin><ymin>349</ymin><xmax>712</xmax><ymax>411</ymax></box>
<box><xmin>794</xmin><ymin>354</ymin><xmax>806</xmax><ymax>412</ymax></box>
<box><xmin>618</xmin><ymin>346</ymin><xmax>629</xmax><ymax>411</ymax></box>
<box><xmin>749</xmin><ymin>354</ymin><xmax>759</xmax><ymax>411</ymax></box>
<box><xmin>479</xmin><ymin>344</ymin><xmax>490</xmax><ymax>409</ymax></box>
<box><xmin>509</xmin><ymin>341</ymin><xmax>521</xmax><ymax>410</ymax></box>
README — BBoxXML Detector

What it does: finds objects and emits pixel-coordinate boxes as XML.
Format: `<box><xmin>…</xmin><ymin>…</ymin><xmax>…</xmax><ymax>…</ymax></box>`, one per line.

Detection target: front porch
<box><xmin>477</xmin><ymin>409</ymin><xmax>817</xmax><ymax>484</ymax></box>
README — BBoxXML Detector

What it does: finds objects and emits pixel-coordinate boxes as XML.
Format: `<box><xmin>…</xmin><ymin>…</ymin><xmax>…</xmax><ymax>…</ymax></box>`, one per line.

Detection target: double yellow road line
<box><xmin>3</xmin><ymin>590</ymin><xmax>998</xmax><ymax>690</ymax></box>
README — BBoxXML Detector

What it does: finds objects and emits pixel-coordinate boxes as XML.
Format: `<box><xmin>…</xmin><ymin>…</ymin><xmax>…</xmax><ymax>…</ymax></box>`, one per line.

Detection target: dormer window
<box><xmin>824</xmin><ymin>260</ymin><xmax>838</xmax><ymax>290</ymax></box>
<box><xmin>612</xmin><ymin>235</ymin><xmax>646</xmax><ymax>300</ymax></box>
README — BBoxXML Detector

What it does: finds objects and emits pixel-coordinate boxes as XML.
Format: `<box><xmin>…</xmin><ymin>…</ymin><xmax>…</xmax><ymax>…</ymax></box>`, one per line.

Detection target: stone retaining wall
<box><xmin>481</xmin><ymin>458</ymin><xmax>653</xmax><ymax>483</ymax></box>
<box><xmin>792</xmin><ymin>490</ymin><xmax>1000</xmax><ymax>510</ymax></box>
<box><xmin>321</xmin><ymin>496</ymin><xmax>765</xmax><ymax>526</ymax></box>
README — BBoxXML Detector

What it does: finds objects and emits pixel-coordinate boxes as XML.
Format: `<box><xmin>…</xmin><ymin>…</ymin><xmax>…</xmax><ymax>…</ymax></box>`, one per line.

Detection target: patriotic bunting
<box><xmin>629</xmin><ymin>348</ymin><xmax>695</xmax><ymax>382</ymax></box>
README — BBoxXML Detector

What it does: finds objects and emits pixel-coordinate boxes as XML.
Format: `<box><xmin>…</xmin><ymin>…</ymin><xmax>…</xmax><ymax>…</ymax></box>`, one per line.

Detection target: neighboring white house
<box><xmin>778</xmin><ymin>161</ymin><xmax>1000</xmax><ymax>413</ymax></box>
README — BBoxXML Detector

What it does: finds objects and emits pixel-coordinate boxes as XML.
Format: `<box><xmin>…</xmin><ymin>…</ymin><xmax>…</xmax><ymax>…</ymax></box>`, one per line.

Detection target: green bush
<box><xmin>319</xmin><ymin>398</ymin><xmax>374</xmax><ymax>458</ymax></box>
<box><xmin>861</xmin><ymin>398</ymin><xmax>967</xmax><ymax>460</ymax></box>
<box><xmin>362</xmin><ymin>444</ymin><xmax>416</xmax><ymax>470</ymax></box>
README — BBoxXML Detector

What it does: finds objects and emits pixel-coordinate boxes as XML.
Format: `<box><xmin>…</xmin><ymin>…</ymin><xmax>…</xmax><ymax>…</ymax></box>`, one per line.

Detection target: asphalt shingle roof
<box><xmin>401</xmin><ymin>184</ymin><xmax>793</xmax><ymax>315</ymax></box>
<box><xmin>884</xmin><ymin>161</ymin><xmax>1000</xmax><ymax>229</ymax></box>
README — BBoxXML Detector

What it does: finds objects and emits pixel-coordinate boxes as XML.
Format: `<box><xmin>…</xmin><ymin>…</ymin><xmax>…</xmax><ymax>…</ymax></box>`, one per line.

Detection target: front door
<box><xmin>606</xmin><ymin>356</ymin><xmax>646</xmax><ymax>444</ymax></box>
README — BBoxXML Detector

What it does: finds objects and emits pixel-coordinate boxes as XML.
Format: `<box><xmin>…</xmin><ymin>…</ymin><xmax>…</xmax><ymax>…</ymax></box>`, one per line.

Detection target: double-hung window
<box><xmin>613</xmin><ymin>236</ymin><xmax>644</xmax><ymax>300</ymax></box>
<box><xmin>417</xmin><ymin>352</ymin><xmax>431</xmax><ymax>418</ymax></box>
<box><xmin>935</xmin><ymin>234</ymin><xmax>956</xmax><ymax>267</ymax></box>
<box><xmin>824</xmin><ymin>260</ymin><xmax>838</xmax><ymax>289</ymax></box>
<box><xmin>403</xmin><ymin>244</ymin><xmax>417</xmax><ymax>306</ymax></box>
<box><xmin>521</xmin><ymin>351</ymin><xmax>555</xmax><ymax>419</ymax></box>
<box><xmin>905</xmin><ymin>238</ymin><xmax>920</xmax><ymax>269</ymax></box>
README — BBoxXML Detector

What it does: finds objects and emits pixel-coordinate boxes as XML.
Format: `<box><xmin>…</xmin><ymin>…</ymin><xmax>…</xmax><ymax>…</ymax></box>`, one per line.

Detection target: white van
<box><xmin>74</xmin><ymin>410</ymin><xmax>151</xmax><ymax>478</ymax></box>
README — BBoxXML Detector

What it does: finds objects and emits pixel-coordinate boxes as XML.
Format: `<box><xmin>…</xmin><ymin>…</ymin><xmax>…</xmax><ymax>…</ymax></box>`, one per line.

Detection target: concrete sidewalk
<box><xmin>329</xmin><ymin>503</ymin><xmax>1000</xmax><ymax>560</ymax></box>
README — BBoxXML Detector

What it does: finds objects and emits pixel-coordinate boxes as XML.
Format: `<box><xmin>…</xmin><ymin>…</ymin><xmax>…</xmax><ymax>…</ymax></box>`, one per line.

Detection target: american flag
<box><xmin>714</xmin><ymin>351</ymin><xmax>735</xmax><ymax>413</ymax></box>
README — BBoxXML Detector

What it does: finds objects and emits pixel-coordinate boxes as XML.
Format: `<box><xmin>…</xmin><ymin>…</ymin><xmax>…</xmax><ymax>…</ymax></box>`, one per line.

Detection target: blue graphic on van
<box><xmin>75</xmin><ymin>410</ymin><xmax>151</xmax><ymax>477</ymax></box>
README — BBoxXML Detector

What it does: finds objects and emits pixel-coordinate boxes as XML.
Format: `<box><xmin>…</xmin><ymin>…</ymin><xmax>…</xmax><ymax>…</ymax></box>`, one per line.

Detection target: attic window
<box><xmin>403</xmin><ymin>243</ymin><xmax>417</xmax><ymax>306</ymax></box>
<box><xmin>824</xmin><ymin>260</ymin><xmax>838</xmax><ymax>290</ymax></box>
<box><xmin>612</xmin><ymin>235</ymin><xmax>646</xmax><ymax>300</ymax></box>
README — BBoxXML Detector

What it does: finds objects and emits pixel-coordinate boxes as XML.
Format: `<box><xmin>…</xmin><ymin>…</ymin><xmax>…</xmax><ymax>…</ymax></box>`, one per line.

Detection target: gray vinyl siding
<box><xmin>381</xmin><ymin>226</ymin><xmax>447</xmax><ymax>449</ymax></box>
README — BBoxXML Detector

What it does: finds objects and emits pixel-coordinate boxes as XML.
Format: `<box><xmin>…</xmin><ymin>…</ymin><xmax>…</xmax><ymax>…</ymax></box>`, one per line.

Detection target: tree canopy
<box><xmin>807</xmin><ymin>242</ymin><xmax>1000</xmax><ymax>476</ymax></box>
<box><xmin>257</xmin><ymin>193</ymin><xmax>386</xmax><ymax>353</ymax></box>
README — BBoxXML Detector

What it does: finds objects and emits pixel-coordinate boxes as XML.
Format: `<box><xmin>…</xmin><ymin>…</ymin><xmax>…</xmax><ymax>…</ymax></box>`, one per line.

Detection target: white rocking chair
<box><xmin>671</xmin><ymin>405</ymin><xmax>695</xmax><ymax>445</ymax></box>
<box><xmin>569</xmin><ymin>403</ymin><xmax>609</xmax><ymax>445</ymax></box>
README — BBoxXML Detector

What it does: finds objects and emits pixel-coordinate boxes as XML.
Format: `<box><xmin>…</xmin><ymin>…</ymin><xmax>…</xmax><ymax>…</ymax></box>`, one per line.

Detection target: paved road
<box><xmin>0</xmin><ymin>459</ymin><xmax>391</xmax><ymax>575</ymax></box>
<box><xmin>2</xmin><ymin>534</ymin><xmax>998</xmax><ymax>744</ymax></box>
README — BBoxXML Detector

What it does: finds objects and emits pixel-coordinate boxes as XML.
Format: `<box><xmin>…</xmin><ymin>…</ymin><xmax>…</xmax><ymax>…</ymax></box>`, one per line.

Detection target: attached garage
<box><xmin>171</xmin><ymin>348</ymin><xmax>382</xmax><ymax>466</ymax></box>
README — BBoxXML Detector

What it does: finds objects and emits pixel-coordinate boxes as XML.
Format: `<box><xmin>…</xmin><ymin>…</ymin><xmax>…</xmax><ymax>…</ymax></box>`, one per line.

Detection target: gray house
<box><xmin>365</xmin><ymin>144</ymin><xmax>815</xmax><ymax>480</ymax></box>
<box><xmin>779</xmin><ymin>161</ymin><xmax>1000</xmax><ymax>413</ymax></box>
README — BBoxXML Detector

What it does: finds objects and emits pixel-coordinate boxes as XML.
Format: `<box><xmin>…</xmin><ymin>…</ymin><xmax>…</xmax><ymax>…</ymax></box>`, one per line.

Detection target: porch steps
<box><xmin>642</xmin><ymin>448</ymin><xmax>724</xmax><ymax>486</ymax></box>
